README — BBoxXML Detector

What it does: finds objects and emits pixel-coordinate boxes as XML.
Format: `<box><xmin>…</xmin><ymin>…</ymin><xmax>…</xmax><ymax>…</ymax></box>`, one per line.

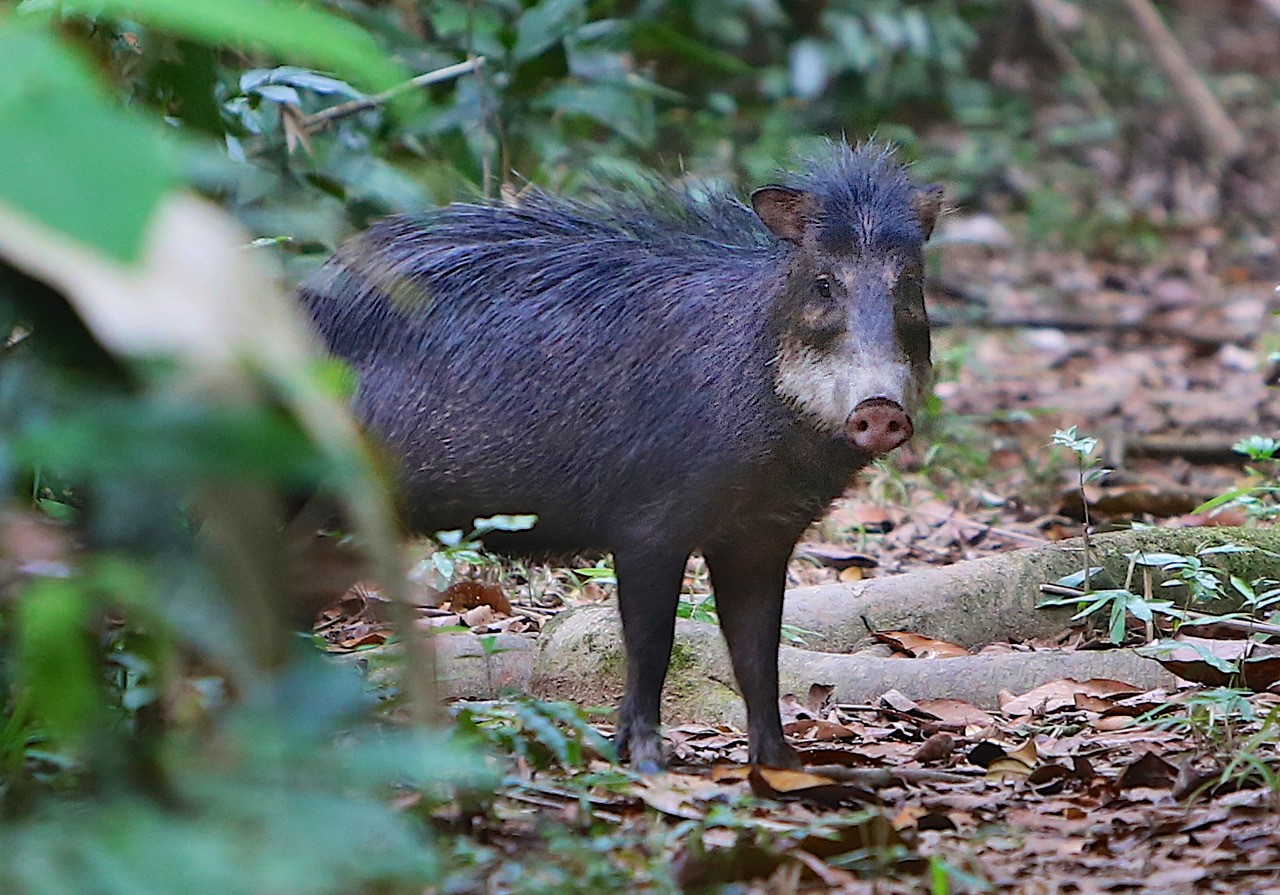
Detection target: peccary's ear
<box><xmin>911</xmin><ymin>183</ymin><xmax>945</xmax><ymax>241</ymax></box>
<box><xmin>751</xmin><ymin>186</ymin><xmax>811</xmax><ymax>244</ymax></box>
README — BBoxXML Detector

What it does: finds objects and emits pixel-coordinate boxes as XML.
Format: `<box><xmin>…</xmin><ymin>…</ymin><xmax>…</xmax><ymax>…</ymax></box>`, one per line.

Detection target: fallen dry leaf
<box><xmin>1140</xmin><ymin>636</ymin><xmax>1280</xmax><ymax>691</ymax></box>
<box><xmin>872</xmin><ymin>630</ymin><xmax>971</xmax><ymax>658</ymax></box>
<box><xmin>443</xmin><ymin>580</ymin><xmax>513</xmax><ymax>615</ymax></box>
<box><xmin>913</xmin><ymin>732</ymin><xmax>955</xmax><ymax>763</ymax></box>
<box><xmin>913</xmin><ymin>698</ymin><xmax>996</xmax><ymax>729</ymax></box>
<box><xmin>1000</xmin><ymin>678</ymin><xmax>1143</xmax><ymax>716</ymax></box>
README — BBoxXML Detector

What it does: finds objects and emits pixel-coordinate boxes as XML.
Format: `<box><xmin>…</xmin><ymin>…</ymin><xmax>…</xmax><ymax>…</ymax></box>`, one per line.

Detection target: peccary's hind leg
<box><xmin>613</xmin><ymin>546</ymin><xmax>689</xmax><ymax>772</ymax></box>
<box><xmin>703</xmin><ymin>534</ymin><xmax>802</xmax><ymax>769</ymax></box>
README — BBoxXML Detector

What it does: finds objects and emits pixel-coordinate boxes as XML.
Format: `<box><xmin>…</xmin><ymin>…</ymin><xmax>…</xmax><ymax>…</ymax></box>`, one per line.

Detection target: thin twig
<box><xmin>1182</xmin><ymin>610</ymin><xmax>1280</xmax><ymax>638</ymax></box>
<box><xmin>906</xmin><ymin>504</ymin><xmax>1048</xmax><ymax>547</ymax></box>
<box><xmin>1122</xmin><ymin>0</ymin><xmax>1246</xmax><ymax>163</ymax></box>
<box><xmin>1039</xmin><ymin>583</ymin><xmax>1085</xmax><ymax>600</ymax></box>
<box><xmin>930</xmin><ymin>310</ymin><xmax>1254</xmax><ymax>350</ymax></box>
<box><xmin>302</xmin><ymin>57</ymin><xmax>486</xmax><ymax>131</ymax></box>
<box><xmin>1028</xmin><ymin>0</ymin><xmax>1114</xmax><ymax>122</ymax></box>
<box><xmin>803</xmin><ymin>765</ymin><xmax>978</xmax><ymax>786</ymax></box>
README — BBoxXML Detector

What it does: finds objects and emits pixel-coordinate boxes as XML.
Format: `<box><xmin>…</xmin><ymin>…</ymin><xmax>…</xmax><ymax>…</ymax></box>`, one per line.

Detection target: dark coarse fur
<box><xmin>299</xmin><ymin>142</ymin><xmax>932</xmax><ymax>768</ymax></box>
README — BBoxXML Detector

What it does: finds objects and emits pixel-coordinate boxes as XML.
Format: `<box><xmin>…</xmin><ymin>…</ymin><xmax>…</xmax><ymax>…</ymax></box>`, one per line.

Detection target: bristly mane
<box><xmin>779</xmin><ymin>142</ymin><xmax>922</xmax><ymax>253</ymax></box>
<box><xmin>299</xmin><ymin>142</ymin><xmax>916</xmax><ymax>365</ymax></box>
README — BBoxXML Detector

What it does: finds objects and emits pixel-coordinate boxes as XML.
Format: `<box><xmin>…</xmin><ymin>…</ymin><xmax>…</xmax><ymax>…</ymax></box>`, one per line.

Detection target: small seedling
<box><xmin>572</xmin><ymin>559</ymin><xmax>617</xmax><ymax>588</ymax></box>
<box><xmin>1050</xmin><ymin>426</ymin><xmax>1111</xmax><ymax>591</ymax></box>
<box><xmin>421</xmin><ymin>514</ymin><xmax>537</xmax><ymax>589</ymax></box>
<box><xmin>1194</xmin><ymin>435</ymin><xmax>1280</xmax><ymax>522</ymax></box>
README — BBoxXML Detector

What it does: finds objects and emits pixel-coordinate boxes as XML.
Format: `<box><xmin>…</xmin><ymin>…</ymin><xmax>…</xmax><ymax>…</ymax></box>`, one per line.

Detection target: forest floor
<box><xmin>309</xmin><ymin>10</ymin><xmax>1280</xmax><ymax>893</ymax></box>
<box><xmin>311</xmin><ymin>225</ymin><xmax>1280</xmax><ymax>894</ymax></box>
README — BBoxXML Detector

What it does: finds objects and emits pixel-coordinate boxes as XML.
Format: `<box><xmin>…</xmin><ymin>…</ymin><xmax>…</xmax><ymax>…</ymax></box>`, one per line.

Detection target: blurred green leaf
<box><xmin>13</xmin><ymin>400</ymin><xmax>328</xmax><ymax>486</ymax></box>
<box><xmin>513</xmin><ymin>0</ymin><xmax>585</xmax><ymax>63</ymax></box>
<box><xmin>629</xmin><ymin>21</ymin><xmax>752</xmax><ymax>75</ymax></box>
<box><xmin>16</xmin><ymin>578</ymin><xmax>101</xmax><ymax>746</ymax></box>
<box><xmin>0</xmin><ymin>26</ymin><xmax>175</xmax><ymax>262</ymax></box>
<box><xmin>536</xmin><ymin>83</ymin><xmax>653</xmax><ymax>146</ymax></box>
<box><xmin>56</xmin><ymin>0</ymin><xmax>408</xmax><ymax>95</ymax></box>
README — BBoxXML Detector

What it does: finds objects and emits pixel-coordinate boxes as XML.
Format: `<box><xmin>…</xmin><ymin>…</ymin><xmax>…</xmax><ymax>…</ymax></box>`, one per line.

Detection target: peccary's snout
<box><xmin>845</xmin><ymin>397</ymin><xmax>913</xmax><ymax>455</ymax></box>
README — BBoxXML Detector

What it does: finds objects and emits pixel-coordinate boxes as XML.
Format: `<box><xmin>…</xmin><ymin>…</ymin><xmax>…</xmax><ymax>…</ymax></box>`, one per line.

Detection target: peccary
<box><xmin>299</xmin><ymin>143</ymin><xmax>941</xmax><ymax>769</ymax></box>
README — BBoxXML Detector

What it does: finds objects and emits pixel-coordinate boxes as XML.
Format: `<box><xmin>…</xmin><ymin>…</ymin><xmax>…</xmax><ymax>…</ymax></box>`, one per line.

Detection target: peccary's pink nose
<box><xmin>846</xmin><ymin>398</ymin><xmax>913</xmax><ymax>455</ymax></box>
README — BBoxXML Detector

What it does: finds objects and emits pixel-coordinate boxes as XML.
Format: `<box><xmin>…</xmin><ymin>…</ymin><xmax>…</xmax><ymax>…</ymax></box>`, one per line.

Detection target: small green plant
<box><xmin>1140</xmin><ymin>693</ymin><xmax>1280</xmax><ymax>805</ymax></box>
<box><xmin>1039</xmin><ymin>430</ymin><xmax>1280</xmax><ymax>644</ymax></box>
<box><xmin>928</xmin><ymin>854</ymin><xmax>993</xmax><ymax>894</ymax></box>
<box><xmin>676</xmin><ymin>592</ymin><xmax>718</xmax><ymax>624</ymax></box>
<box><xmin>1039</xmin><ymin>581</ymin><xmax>1180</xmax><ymax>645</ymax></box>
<box><xmin>572</xmin><ymin>559</ymin><xmax>617</xmax><ymax>588</ymax></box>
<box><xmin>1040</xmin><ymin>540</ymin><xmax>1268</xmax><ymax>645</ymax></box>
<box><xmin>422</xmin><ymin>514</ymin><xmax>538</xmax><ymax>589</ymax></box>
<box><xmin>453</xmin><ymin>698</ymin><xmax>616</xmax><ymax>771</ymax></box>
<box><xmin>1051</xmin><ymin>426</ymin><xmax>1111</xmax><ymax>590</ymax></box>
<box><xmin>1141</xmin><ymin>687</ymin><xmax>1255</xmax><ymax>745</ymax></box>
<box><xmin>1194</xmin><ymin>436</ymin><xmax>1280</xmax><ymax>522</ymax></box>
<box><xmin>1207</xmin><ymin>705</ymin><xmax>1280</xmax><ymax>806</ymax></box>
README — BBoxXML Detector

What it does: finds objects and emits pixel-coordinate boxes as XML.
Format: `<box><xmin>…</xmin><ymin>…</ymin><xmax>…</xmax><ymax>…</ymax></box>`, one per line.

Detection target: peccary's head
<box><xmin>753</xmin><ymin>144</ymin><xmax>941</xmax><ymax>456</ymax></box>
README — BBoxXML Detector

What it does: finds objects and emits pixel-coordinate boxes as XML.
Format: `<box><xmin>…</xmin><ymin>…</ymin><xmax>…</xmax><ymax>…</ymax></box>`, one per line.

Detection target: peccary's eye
<box><xmin>815</xmin><ymin>275</ymin><xmax>832</xmax><ymax>298</ymax></box>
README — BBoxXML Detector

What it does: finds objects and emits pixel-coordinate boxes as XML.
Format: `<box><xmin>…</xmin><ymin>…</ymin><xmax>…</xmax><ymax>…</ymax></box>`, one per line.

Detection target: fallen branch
<box><xmin>1028</xmin><ymin>0</ymin><xmax>1114</xmax><ymax>123</ymax></box>
<box><xmin>930</xmin><ymin>310</ymin><xmax>1253</xmax><ymax>350</ymax></box>
<box><xmin>1122</xmin><ymin>0</ymin><xmax>1246</xmax><ymax>163</ymax></box>
<box><xmin>803</xmin><ymin>765</ymin><xmax>977</xmax><ymax>786</ymax></box>
<box><xmin>302</xmin><ymin>57</ymin><xmax>485</xmax><ymax>131</ymax></box>
<box><xmin>434</xmin><ymin>531</ymin><xmax>1280</xmax><ymax>729</ymax></box>
<box><xmin>533</xmin><ymin>608</ymin><xmax>1177</xmax><ymax>724</ymax></box>
<box><xmin>1121</xmin><ymin>435</ymin><xmax>1252</xmax><ymax>465</ymax></box>
<box><xmin>779</xmin><ymin>527</ymin><xmax>1280</xmax><ymax>653</ymax></box>
<box><xmin>905</xmin><ymin>503</ymin><xmax>1047</xmax><ymax>547</ymax></box>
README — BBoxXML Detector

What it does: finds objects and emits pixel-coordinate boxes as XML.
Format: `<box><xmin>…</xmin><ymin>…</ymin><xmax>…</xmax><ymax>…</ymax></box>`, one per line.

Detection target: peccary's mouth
<box><xmin>842</xmin><ymin>397</ymin><xmax>913</xmax><ymax>455</ymax></box>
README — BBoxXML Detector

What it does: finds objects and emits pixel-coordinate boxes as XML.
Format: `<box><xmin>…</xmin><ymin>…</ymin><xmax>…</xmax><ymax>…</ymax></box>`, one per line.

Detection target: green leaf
<box><xmin>1199</xmin><ymin>543</ymin><xmax>1253</xmax><ymax>556</ymax></box>
<box><xmin>629</xmin><ymin>21</ymin><xmax>752</xmax><ymax>76</ymax></box>
<box><xmin>1188</xmin><ymin>642</ymin><xmax>1239</xmax><ymax>674</ymax></box>
<box><xmin>0</xmin><ymin>26</ymin><xmax>175</xmax><ymax>262</ymax></box>
<box><xmin>1109</xmin><ymin>599</ymin><xmax>1128</xmax><ymax>643</ymax></box>
<box><xmin>37</xmin><ymin>497</ymin><xmax>77</xmax><ymax>521</ymax></box>
<box><xmin>1126</xmin><ymin>595</ymin><xmax>1153</xmax><ymax>623</ymax></box>
<box><xmin>535</xmin><ymin>83</ymin><xmax>654</xmax><ymax>145</ymax></box>
<box><xmin>1127</xmin><ymin>551</ymin><xmax>1188</xmax><ymax>569</ymax></box>
<box><xmin>1192</xmin><ymin>487</ymin><xmax>1251</xmax><ymax>515</ymax></box>
<box><xmin>513</xmin><ymin>0</ymin><xmax>585</xmax><ymax>63</ymax></box>
<box><xmin>57</xmin><ymin>0</ymin><xmax>408</xmax><ymax>95</ymax></box>
<box><xmin>1055</xmin><ymin>567</ymin><xmax>1104</xmax><ymax>589</ymax></box>
<box><xmin>1229</xmin><ymin>575</ymin><xmax>1256</xmax><ymax>603</ymax></box>
<box><xmin>1036</xmin><ymin>592</ymin><xmax>1085</xmax><ymax>609</ymax></box>
<box><xmin>308</xmin><ymin>358</ymin><xmax>360</xmax><ymax>402</ymax></box>
<box><xmin>240</xmin><ymin>66</ymin><xmax>364</xmax><ymax>98</ymax></box>
<box><xmin>17</xmin><ymin>578</ymin><xmax>101</xmax><ymax>746</ymax></box>
<box><xmin>12</xmin><ymin>400</ymin><xmax>328</xmax><ymax>486</ymax></box>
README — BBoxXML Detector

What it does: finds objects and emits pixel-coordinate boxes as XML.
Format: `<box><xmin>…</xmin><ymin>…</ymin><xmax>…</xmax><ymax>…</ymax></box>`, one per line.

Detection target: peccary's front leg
<box><xmin>703</xmin><ymin>534</ymin><xmax>802</xmax><ymax>769</ymax></box>
<box><xmin>613</xmin><ymin>546</ymin><xmax>689</xmax><ymax>772</ymax></box>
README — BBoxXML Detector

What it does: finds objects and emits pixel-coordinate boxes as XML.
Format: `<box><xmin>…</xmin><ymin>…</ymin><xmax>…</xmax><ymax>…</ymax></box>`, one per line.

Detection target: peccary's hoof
<box><xmin>751</xmin><ymin>740</ymin><xmax>802</xmax><ymax>770</ymax></box>
<box><xmin>615</xmin><ymin>722</ymin><xmax>665</xmax><ymax>772</ymax></box>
